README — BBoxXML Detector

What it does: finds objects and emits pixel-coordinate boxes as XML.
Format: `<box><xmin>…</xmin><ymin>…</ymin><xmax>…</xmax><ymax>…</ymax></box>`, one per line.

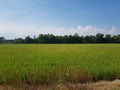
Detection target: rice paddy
<box><xmin>0</xmin><ymin>44</ymin><xmax>120</xmax><ymax>85</ymax></box>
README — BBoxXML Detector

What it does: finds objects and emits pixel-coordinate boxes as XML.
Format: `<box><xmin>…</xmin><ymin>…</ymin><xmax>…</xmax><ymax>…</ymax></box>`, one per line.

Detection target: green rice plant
<box><xmin>0</xmin><ymin>44</ymin><xmax>120</xmax><ymax>84</ymax></box>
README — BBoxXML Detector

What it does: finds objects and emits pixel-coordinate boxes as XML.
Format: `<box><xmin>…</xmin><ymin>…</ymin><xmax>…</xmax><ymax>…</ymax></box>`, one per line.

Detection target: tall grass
<box><xmin>0</xmin><ymin>44</ymin><xmax>120</xmax><ymax>84</ymax></box>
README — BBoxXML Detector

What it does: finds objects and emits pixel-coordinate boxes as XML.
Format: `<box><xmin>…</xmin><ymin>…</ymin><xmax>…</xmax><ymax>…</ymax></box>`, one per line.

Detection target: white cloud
<box><xmin>76</xmin><ymin>25</ymin><xmax>117</xmax><ymax>36</ymax></box>
<box><xmin>0</xmin><ymin>23</ymin><xmax>118</xmax><ymax>39</ymax></box>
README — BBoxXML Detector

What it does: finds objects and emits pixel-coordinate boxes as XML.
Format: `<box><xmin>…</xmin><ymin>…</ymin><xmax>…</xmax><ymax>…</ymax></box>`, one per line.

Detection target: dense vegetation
<box><xmin>0</xmin><ymin>44</ymin><xmax>120</xmax><ymax>85</ymax></box>
<box><xmin>0</xmin><ymin>33</ymin><xmax>120</xmax><ymax>44</ymax></box>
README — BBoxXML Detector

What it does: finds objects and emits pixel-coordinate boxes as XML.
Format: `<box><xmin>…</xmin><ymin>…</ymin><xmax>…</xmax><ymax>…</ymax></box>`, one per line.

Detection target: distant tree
<box><xmin>112</xmin><ymin>35</ymin><xmax>120</xmax><ymax>43</ymax></box>
<box><xmin>56</xmin><ymin>36</ymin><xmax>64</xmax><ymax>43</ymax></box>
<box><xmin>13</xmin><ymin>38</ymin><xmax>25</xmax><ymax>43</ymax></box>
<box><xmin>37</xmin><ymin>34</ymin><xmax>49</xmax><ymax>43</ymax></box>
<box><xmin>96</xmin><ymin>33</ymin><xmax>104</xmax><ymax>43</ymax></box>
<box><xmin>73</xmin><ymin>33</ymin><xmax>80</xmax><ymax>43</ymax></box>
<box><xmin>74</xmin><ymin>33</ymin><xmax>79</xmax><ymax>37</ymax></box>
<box><xmin>63</xmin><ymin>35</ymin><xmax>69</xmax><ymax>43</ymax></box>
<box><xmin>33</xmin><ymin>36</ymin><xmax>38</xmax><ymax>43</ymax></box>
<box><xmin>117</xmin><ymin>35</ymin><xmax>120</xmax><ymax>43</ymax></box>
<box><xmin>47</xmin><ymin>34</ymin><xmax>56</xmax><ymax>43</ymax></box>
<box><xmin>105</xmin><ymin>34</ymin><xmax>111</xmax><ymax>43</ymax></box>
<box><xmin>0</xmin><ymin>37</ymin><xmax>6</xmax><ymax>43</ymax></box>
<box><xmin>89</xmin><ymin>35</ymin><xmax>96</xmax><ymax>43</ymax></box>
<box><xmin>25</xmin><ymin>36</ymin><xmax>34</xmax><ymax>43</ymax></box>
<box><xmin>78</xmin><ymin>36</ymin><xmax>84</xmax><ymax>43</ymax></box>
<box><xmin>84</xmin><ymin>36</ymin><xmax>91</xmax><ymax>43</ymax></box>
<box><xmin>1</xmin><ymin>33</ymin><xmax>120</xmax><ymax>44</ymax></box>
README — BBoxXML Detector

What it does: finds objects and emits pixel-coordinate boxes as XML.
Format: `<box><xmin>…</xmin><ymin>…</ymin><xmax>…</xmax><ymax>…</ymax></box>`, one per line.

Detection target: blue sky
<box><xmin>0</xmin><ymin>0</ymin><xmax>120</xmax><ymax>38</ymax></box>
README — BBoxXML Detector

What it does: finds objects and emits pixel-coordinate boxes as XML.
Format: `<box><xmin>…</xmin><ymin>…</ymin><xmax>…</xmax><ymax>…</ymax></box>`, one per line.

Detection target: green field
<box><xmin>0</xmin><ymin>44</ymin><xmax>120</xmax><ymax>84</ymax></box>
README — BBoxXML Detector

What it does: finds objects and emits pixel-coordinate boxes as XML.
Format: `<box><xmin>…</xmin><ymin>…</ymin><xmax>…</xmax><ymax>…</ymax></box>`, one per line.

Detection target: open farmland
<box><xmin>0</xmin><ymin>44</ymin><xmax>120</xmax><ymax>85</ymax></box>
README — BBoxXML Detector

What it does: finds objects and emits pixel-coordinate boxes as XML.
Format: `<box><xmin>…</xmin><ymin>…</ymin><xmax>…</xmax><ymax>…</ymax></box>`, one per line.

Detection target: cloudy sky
<box><xmin>0</xmin><ymin>0</ymin><xmax>120</xmax><ymax>39</ymax></box>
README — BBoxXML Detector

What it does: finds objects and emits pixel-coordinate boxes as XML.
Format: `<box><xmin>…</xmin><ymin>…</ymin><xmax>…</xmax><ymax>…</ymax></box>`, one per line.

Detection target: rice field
<box><xmin>0</xmin><ymin>44</ymin><xmax>120</xmax><ymax>85</ymax></box>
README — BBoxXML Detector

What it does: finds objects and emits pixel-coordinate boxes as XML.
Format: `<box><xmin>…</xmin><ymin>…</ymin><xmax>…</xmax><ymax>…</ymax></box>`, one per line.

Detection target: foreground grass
<box><xmin>0</xmin><ymin>44</ymin><xmax>120</xmax><ymax>84</ymax></box>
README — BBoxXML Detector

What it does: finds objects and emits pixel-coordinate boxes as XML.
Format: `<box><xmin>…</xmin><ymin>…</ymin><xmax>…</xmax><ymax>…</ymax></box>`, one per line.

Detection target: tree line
<box><xmin>0</xmin><ymin>33</ymin><xmax>120</xmax><ymax>44</ymax></box>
